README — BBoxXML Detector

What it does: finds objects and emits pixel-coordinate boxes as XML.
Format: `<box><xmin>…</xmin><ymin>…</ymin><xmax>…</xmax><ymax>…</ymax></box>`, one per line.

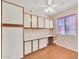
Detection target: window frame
<box><xmin>57</xmin><ymin>14</ymin><xmax>77</xmax><ymax>36</ymax></box>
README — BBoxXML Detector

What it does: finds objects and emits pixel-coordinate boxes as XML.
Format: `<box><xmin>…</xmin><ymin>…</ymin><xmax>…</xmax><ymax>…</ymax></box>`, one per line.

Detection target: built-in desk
<box><xmin>24</xmin><ymin>35</ymin><xmax>56</xmax><ymax>56</ymax></box>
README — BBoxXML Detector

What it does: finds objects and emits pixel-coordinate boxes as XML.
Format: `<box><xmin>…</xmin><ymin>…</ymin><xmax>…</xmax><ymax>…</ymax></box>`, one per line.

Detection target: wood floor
<box><xmin>23</xmin><ymin>45</ymin><xmax>78</xmax><ymax>59</ymax></box>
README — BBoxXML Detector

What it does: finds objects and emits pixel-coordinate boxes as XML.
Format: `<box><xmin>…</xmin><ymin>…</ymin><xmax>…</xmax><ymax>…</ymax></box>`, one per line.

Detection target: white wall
<box><xmin>24</xmin><ymin>29</ymin><xmax>52</xmax><ymax>41</ymax></box>
<box><xmin>52</xmin><ymin>6</ymin><xmax>78</xmax><ymax>52</ymax></box>
<box><xmin>56</xmin><ymin>35</ymin><xmax>78</xmax><ymax>51</ymax></box>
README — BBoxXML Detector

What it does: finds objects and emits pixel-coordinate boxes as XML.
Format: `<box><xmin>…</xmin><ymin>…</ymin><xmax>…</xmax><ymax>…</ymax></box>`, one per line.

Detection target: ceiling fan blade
<box><xmin>44</xmin><ymin>7</ymin><xmax>56</xmax><ymax>13</ymax></box>
<box><xmin>51</xmin><ymin>4</ymin><xmax>59</xmax><ymax>7</ymax></box>
<box><xmin>48</xmin><ymin>7</ymin><xmax>56</xmax><ymax>13</ymax></box>
<box><xmin>48</xmin><ymin>0</ymin><xmax>52</xmax><ymax>5</ymax></box>
<box><xmin>38</xmin><ymin>5</ymin><xmax>48</xmax><ymax>8</ymax></box>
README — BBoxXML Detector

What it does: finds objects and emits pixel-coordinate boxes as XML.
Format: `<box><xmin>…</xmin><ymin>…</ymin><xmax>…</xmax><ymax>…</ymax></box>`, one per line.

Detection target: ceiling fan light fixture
<box><xmin>48</xmin><ymin>7</ymin><xmax>53</xmax><ymax>12</ymax></box>
<box><xmin>45</xmin><ymin>7</ymin><xmax>56</xmax><ymax>13</ymax></box>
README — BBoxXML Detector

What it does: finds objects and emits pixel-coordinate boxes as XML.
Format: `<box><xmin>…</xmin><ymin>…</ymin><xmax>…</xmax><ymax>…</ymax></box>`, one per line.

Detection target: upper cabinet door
<box><xmin>45</xmin><ymin>19</ymin><xmax>49</xmax><ymax>28</ymax></box>
<box><xmin>2</xmin><ymin>2</ymin><xmax>23</xmax><ymax>24</ymax></box>
<box><xmin>49</xmin><ymin>20</ymin><xmax>54</xmax><ymax>28</ymax></box>
<box><xmin>24</xmin><ymin>14</ymin><xmax>31</xmax><ymax>28</ymax></box>
<box><xmin>38</xmin><ymin>17</ymin><xmax>44</xmax><ymax>28</ymax></box>
<box><xmin>32</xmin><ymin>15</ymin><xmax>37</xmax><ymax>28</ymax></box>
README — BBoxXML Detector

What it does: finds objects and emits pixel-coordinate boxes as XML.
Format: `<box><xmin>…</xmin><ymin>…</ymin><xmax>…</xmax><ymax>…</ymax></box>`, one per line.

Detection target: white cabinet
<box><xmin>25</xmin><ymin>41</ymin><xmax>31</xmax><ymax>55</ymax></box>
<box><xmin>2</xmin><ymin>1</ymin><xmax>23</xmax><ymax>59</ymax></box>
<box><xmin>33</xmin><ymin>40</ymin><xmax>38</xmax><ymax>52</ymax></box>
<box><xmin>2</xmin><ymin>2</ymin><xmax>23</xmax><ymax>24</ymax></box>
<box><xmin>39</xmin><ymin>38</ymin><xmax>48</xmax><ymax>49</ymax></box>
<box><xmin>32</xmin><ymin>16</ymin><xmax>37</xmax><ymax>28</ymax></box>
<box><xmin>45</xmin><ymin>19</ymin><xmax>49</xmax><ymax>28</ymax></box>
<box><xmin>24</xmin><ymin>14</ymin><xmax>31</xmax><ymax>28</ymax></box>
<box><xmin>49</xmin><ymin>20</ymin><xmax>54</xmax><ymax>28</ymax></box>
<box><xmin>2</xmin><ymin>27</ymin><xmax>23</xmax><ymax>59</ymax></box>
<box><xmin>38</xmin><ymin>17</ymin><xmax>44</xmax><ymax>28</ymax></box>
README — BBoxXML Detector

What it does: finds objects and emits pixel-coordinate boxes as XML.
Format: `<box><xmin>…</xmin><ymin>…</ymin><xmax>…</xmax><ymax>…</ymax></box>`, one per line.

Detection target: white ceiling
<box><xmin>3</xmin><ymin>0</ymin><xmax>78</xmax><ymax>17</ymax></box>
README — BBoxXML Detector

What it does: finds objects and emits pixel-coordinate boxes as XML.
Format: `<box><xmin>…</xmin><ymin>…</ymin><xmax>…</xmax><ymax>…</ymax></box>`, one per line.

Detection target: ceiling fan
<box><xmin>39</xmin><ymin>0</ymin><xmax>58</xmax><ymax>13</ymax></box>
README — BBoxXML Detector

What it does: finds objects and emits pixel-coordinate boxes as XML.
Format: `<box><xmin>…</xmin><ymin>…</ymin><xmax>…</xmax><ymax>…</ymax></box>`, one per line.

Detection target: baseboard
<box><xmin>56</xmin><ymin>44</ymin><xmax>78</xmax><ymax>53</ymax></box>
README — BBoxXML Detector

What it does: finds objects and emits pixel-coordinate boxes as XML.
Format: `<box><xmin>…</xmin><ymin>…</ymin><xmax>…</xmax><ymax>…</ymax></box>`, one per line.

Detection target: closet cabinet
<box><xmin>2</xmin><ymin>1</ymin><xmax>23</xmax><ymax>59</ymax></box>
<box><xmin>38</xmin><ymin>17</ymin><xmax>45</xmax><ymax>28</ymax></box>
<box><xmin>49</xmin><ymin>20</ymin><xmax>54</xmax><ymax>28</ymax></box>
<box><xmin>2</xmin><ymin>2</ymin><xmax>23</xmax><ymax>24</ymax></box>
<box><xmin>24</xmin><ymin>14</ymin><xmax>31</xmax><ymax>28</ymax></box>
<box><xmin>32</xmin><ymin>15</ymin><xmax>37</xmax><ymax>28</ymax></box>
<box><xmin>45</xmin><ymin>19</ymin><xmax>49</xmax><ymax>28</ymax></box>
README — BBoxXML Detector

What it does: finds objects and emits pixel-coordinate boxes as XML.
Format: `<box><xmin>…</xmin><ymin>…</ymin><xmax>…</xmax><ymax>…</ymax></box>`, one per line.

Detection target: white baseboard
<box><xmin>56</xmin><ymin>43</ymin><xmax>78</xmax><ymax>52</ymax></box>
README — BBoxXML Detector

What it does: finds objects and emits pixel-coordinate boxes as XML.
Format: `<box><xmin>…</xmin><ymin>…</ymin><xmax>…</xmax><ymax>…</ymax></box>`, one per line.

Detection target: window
<box><xmin>57</xmin><ymin>18</ymin><xmax>65</xmax><ymax>35</ymax></box>
<box><xmin>57</xmin><ymin>14</ymin><xmax>77</xmax><ymax>35</ymax></box>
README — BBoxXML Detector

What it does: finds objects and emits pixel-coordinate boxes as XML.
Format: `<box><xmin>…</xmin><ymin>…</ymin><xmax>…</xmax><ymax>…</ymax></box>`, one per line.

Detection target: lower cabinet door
<box><xmin>33</xmin><ymin>40</ymin><xmax>38</xmax><ymax>52</ymax></box>
<box><xmin>25</xmin><ymin>41</ymin><xmax>32</xmax><ymax>55</ymax></box>
<box><xmin>39</xmin><ymin>38</ymin><xmax>48</xmax><ymax>49</ymax></box>
<box><xmin>2</xmin><ymin>27</ymin><xmax>23</xmax><ymax>59</ymax></box>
